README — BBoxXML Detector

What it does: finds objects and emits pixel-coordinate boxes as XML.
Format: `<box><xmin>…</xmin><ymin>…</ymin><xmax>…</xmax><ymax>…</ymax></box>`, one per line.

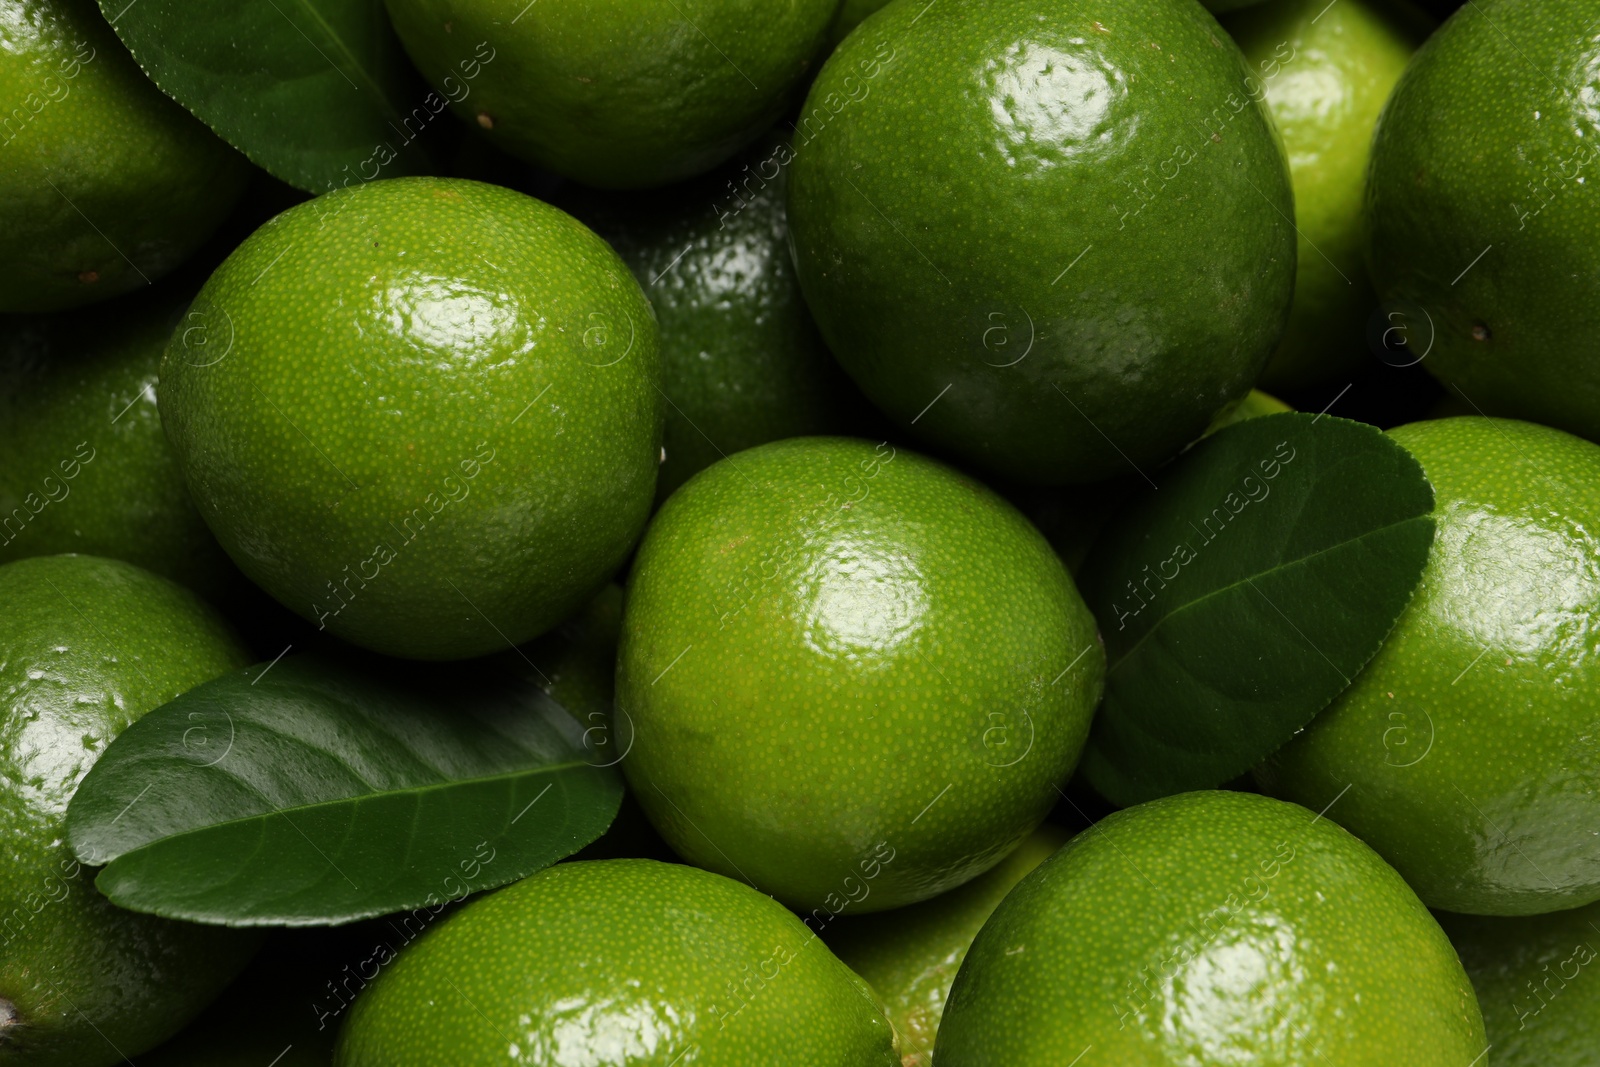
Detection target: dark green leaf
<box><xmin>64</xmin><ymin>653</ymin><xmax>622</xmax><ymax>925</ymax></box>
<box><xmin>97</xmin><ymin>0</ymin><xmax>435</xmax><ymax>193</ymax></box>
<box><xmin>1076</xmin><ymin>413</ymin><xmax>1435</xmax><ymax>806</ymax></box>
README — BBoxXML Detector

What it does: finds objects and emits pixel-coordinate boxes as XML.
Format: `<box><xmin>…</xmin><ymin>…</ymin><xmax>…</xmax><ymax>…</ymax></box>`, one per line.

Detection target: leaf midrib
<box><xmin>92</xmin><ymin>757</ymin><xmax>595</xmax><ymax>865</ymax></box>
<box><xmin>281</xmin><ymin>0</ymin><xmax>411</xmax><ymax>125</ymax></box>
<box><xmin>1105</xmin><ymin>513</ymin><xmax>1433</xmax><ymax>678</ymax></box>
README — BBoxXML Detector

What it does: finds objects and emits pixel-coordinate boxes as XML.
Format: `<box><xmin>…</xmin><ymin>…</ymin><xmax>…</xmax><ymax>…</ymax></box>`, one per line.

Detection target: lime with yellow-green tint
<box><xmin>1438</xmin><ymin>901</ymin><xmax>1600</xmax><ymax>1066</ymax></box>
<box><xmin>159</xmin><ymin>177</ymin><xmax>662</xmax><ymax>661</ymax></box>
<box><xmin>1226</xmin><ymin>0</ymin><xmax>1429</xmax><ymax>390</ymax></box>
<box><xmin>383</xmin><ymin>0</ymin><xmax>837</xmax><ymax>189</ymax></box>
<box><xmin>936</xmin><ymin>790</ymin><xmax>1486</xmax><ymax>1065</ymax></box>
<box><xmin>1259</xmin><ymin>418</ymin><xmax>1600</xmax><ymax>915</ymax></box>
<box><xmin>1366</xmin><ymin>0</ymin><xmax>1600</xmax><ymax>438</ymax></box>
<box><xmin>562</xmin><ymin>139</ymin><xmax>871</xmax><ymax>502</ymax></box>
<box><xmin>787</xmin><ymin>0</ymin><xmax>1295</xmax><ymax>485</ymax></box>
<box><xmin>826</xmin><ymin>823</ymin><xmax>1071</xmax><ymax>1065</ymax></box>
<box><xmin>0</xmin><ymin>0</ymin><xmax>248</xmax><ymax>312</ymax></box>
<box><xmin>617</xmin><ymin>437</ymin><xmax>1104</xmax><ymax>913</ymax></box>
<box><xmin>0</xmin><ymin>554</ymin><xmax>259</xmax><ymax>1067</ymax></box>
<box><xmin>335</xmin><ymin>859</ymin><xmax>901</xmax><ymax>1066</ymax></box>
<box><xmin>0</xmin><ymin>290</ymin><xmax>231</xmax><ymax>596</ymax></box>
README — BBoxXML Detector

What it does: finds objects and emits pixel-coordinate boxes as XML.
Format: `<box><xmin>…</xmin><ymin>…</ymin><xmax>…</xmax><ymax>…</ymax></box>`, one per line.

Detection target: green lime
<box><xmin>0</xmin><ymin>0</ymin><xmax>248</xmax><ymax>312</ymax></box>
<box><xmin>159</xmin><ymin>177</ymin><xmax>662</xmax><ymax>660</ymax></box>
<box><xmin>787</xmin><ymin>0</ymin><xmax>1295</xmax><ymax>484</ymax></box>
<box><xmin>936</xmin><ymin>790</ymin><xmax>1486</xmax><ymax>1064</ymax></box>
<box><xmin>1260</xmin><ymin>417</ymin><xmax>1600</xmax><ymax>915</ymax></box>
<box><xmin>826</xmin><ymin>823</ymin><xmax>1071</xmax><ymax>1066</ymax></box>
<box><xmin>383</xmin><ymin>0</ymin><xmax>837</xmax><ymax>189</ymax></box>
<box><xmin>0</xmin><ymin>554</ymin><xmax>259</xmax><ymax>1067</ymax></box>
<box><xmin>1365</xmin><ymin>0</ymin><xmax>1600</xmax><ymax>437</ymax></box>
<box><xmin>0</xmin><ymin>290</ymin><xmax>231</xmax><ymax>596</ymax></box>
<box><xmin>1438</xmin><ymin>901</ymin><xmax>1600</xmax><ymax>1066</ymax></box>
<box><xmin>617</xmin><ymin>437</ymin><xmax>1104</xmax><ymax>912</ymax></box>
<box><xmin>562</xmin><ymin>138</ymin><xmax>874</xmax><ymax>502</ymax></box>
<box><xmin>1226</xmin><ymin>0</ymin><xmax>1428</xmax><ymax>391</ymax></box>
<box><xmin>334</xmin><ymin>859</ymin><xmax>900</xmax><ymax>1066</ymax></box>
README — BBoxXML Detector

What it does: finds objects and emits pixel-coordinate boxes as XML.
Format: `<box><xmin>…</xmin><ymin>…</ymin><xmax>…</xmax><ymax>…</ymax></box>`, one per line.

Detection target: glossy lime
<box><xmin>617</xmin><ymin>437</ymin><xmax>1104</xmax><ymax>912</ymax></box>
<box><xmin>0</xmin><ymin>554</ymin><xmax>258</xmax><ymax>1067</ymax></box>
<box><xmin>159</xmin><ymin>177</ymin><xmax>662</xmax><ymax>660</ymax></box>
<box><xmin>826</xmin><ymin>823</ymin><xmax>1071</xmax><ymax>1066</ymax></box>
<box><xmin>334</xmin><ymin>859</ymin><xmax>900</xmax><ymax>1066</ymax></box>
<box><xmin>936</xmin><ymin>790</ymin><xmax>1486</xmax><ymax>1065</ymax></box>
<box><xmin>1226</xmin><ymin>0</ymin><xmax>1426</xmax><ymax>390</ymax></box>
<box><xmin>1439</xmin><ymin>901</ymin><xmax>1600</xmax><ymax>1066</ymax></box>
<box><xmin>1259</xmin><ymin>418</ymin><xmax>1600</xmax><ymax>915</ymax></box>
<box><xmin>0</xmin><ymin>0</ymin><xmax>248</xmax><ymax>312</ymax></box>
<box><xmin>383</xmin><ymin>0</ymin><xmax>837</xmax><ymax>189</ymax></box>
<box><xmin>787</xmin><ymin>0</ymin><xmax>1295</xmax><ymax>484</ymax></box>
<box><xmin>563</xmin><ymin>140</ymin><xmax>868</xmax><ymax>502</ymax></box>
<box><xmin>1365</xmin><ymin>0</ymin><xmax>1600</xmax><ymax>437</ymax></box>
<box><xmin>0</xmin><ymin>291</ymin><xmax>231</xmax><ymax>596</ymax></box>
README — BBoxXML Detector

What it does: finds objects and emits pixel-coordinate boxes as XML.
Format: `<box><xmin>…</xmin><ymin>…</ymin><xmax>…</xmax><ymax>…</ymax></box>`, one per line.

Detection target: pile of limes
<box><xmin>2</xmin><ymin>0</ymin><xmax>1598</xmax><ymax>1064</ymax></box>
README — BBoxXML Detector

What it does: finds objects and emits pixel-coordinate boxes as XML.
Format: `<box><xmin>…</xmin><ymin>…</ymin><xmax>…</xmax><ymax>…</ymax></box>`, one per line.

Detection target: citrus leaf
<box><xmin>96</xmin><ymin>0</ymin><xmax>435</xmax><ymax>193</ymax></box>
<box><xmin>64</xmin><ymin>653</ymin><xmax>622</xmax><ymax>926</ymax></box>
<box><xmin>1076</xmin><ymin>413</ymin><xmax>1435</xmax><ymax>807</ymax></box>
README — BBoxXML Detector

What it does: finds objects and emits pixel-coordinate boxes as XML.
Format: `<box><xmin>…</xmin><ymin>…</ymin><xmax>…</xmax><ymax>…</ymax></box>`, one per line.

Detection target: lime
<box><xmin>0</xmin><ymin>554</ymin><xmax>258</xmax><ymax>1067</ymax></box>
<box><xmin>787</xmin><ymin>0</ymin><xmax>1295</xmax><ymax>483</ymax></box>
<box><xmin>1226</xmin><ymin>0</ymin><xmax>1428</xmax><ymax>390</ymax></box>
<box><xmin>826</xmin><ymin>823</ymin><xmax>1071</xmax><ymax>1065</ymax></box>
<box><xmin>1365</xmin><ymin>0</ymin><xmax>1600</xmax><ymax>438</ymax></box>
<box><xmin>936</xmin><ymin>790</ymin><xmax>1486</xmax><ymax>1064</ymax></box>
<box><xmin>159</xmin><ymin>177</ymin><xmax>662</xmax><ymax>660</ymax></box>
<box><xmin>0</xmin><ymin>0</ymin><xmax>248</xmax><ymax>312</ymax></box>
<box><xmin>334</xmin><ymin>859</ymin><xmax>900</xmax><ymax>1066</ymax></box>
<box><xmin>562</xmin><ymin>139</ymin><xmax>870</xmax><ymax>502</ymax></box>
<box><xmin>383</xmin><ymin>0</ymin><xmax>838</xmax><ymax>188</ymax></box>
<box><xmin>617</xmin><ymin>437</ymin><xmax>1104</xmax><ymax>912</ymax></box>
<box><xmin>0</xmin><ymin>290</ymin><xmax>231</xmax><ymax>595</ymax></box>
<box><xmin>1438</xmin><ymin>901</ymin><xmax>1600</xmax><ymax>1066</ymax></box>
<box><xmin>1260</xmin><ymin>417</ymin><xmax>1600</xmax><ymax>915</ymax></box>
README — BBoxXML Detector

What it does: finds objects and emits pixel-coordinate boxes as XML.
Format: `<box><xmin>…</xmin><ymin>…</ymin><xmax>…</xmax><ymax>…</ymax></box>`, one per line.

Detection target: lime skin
<box><xmin>0</xmin><ymin>289</ymin><xmax>232</xmax><ymax>597</ymax></box>
<box><xmin>616</xmin><ymin>437</ymin><xmax>1104</xmax><ymax>914</ymax></box>
<box><xmin>1365</xmin><ymin>0</ymin><xmax>1600</xmax><ymax>438</ymax></box>
<box><xmin>1260</xmin><ymin>418</ymin><xmax>1600</xmax><ymax>916</ymax></box>
<box><xmin>559</xmin><ymin>138</ymin><xmax>872</xmax><ymax>503</ymax></box>
<box><xmin>383</xmin><ymin>0</ymin><xmax>838</xmax><ymax>189</ymax></box>
<box><xmin>1226</xmin><ymin>0</ymin><xmax>1428</xmax><ymax>391</ymax></box>
<box><xmin>0</xmin><ymin>0</ymin><xmax>248</xmax><ymax>313</ymax></box>
<box><xmin>1438</xmin><ymin>901</ymin><xmax>1600</xmax><ymax>1066</ymax></box>
<box><xmin>0</xmin><ymin>555</ymin><xmax>260</xmax><ymax>1067</ymax></box>
<box><xmin>159</xmin><ymin>177</ymin><xmax>662</xmax><ymax>661</ymax></box>
<box><xmin>825</xmin><ymin>822</ymin><xmax>1072</xmax><ymax>1066</ymax></box>
<box><xmin>935</xmin><ymin>790</ymin><xmax>1486</xmax><ymax>1065</ymax></box>
<box><xmin>787</xmin><ymin>0</ymin><xmax>1295</xmax><ymax>485</ymax></box>
<box><xmin>333</xmin><ymin>859</ymin><xmax>901</xmax><ymax>1066</ymax></box>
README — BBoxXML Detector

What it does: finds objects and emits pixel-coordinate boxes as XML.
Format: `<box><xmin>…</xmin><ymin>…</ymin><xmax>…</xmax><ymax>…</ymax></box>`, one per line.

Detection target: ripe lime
<box><xmin>1261</xmin><ymin>418</ymin><xmax>1600</xmax><ymax>915</ymax></box>
<box><xmin>334</xmin><ymin>860</ymin><xmax>900</xmax><ymax>1066</ymax></box>
<box><xmin>159</xmin><ymin>177</ymin><xmax>662</xmax><ymax>660</ymax></box>
<box><xmin>936</xmin><ymin>790</ymin><xmax>1486</xmax><ymax>1064</ymax></box>
<box><xmin>0</xmin><ymin>555</ymin><xmax>258</xmax><ymax>1067</ymax></box>
<box><xmin>617</xmin><ymin>437</ymin><xmax>1103</xmax><ymax>912</ymax></box>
